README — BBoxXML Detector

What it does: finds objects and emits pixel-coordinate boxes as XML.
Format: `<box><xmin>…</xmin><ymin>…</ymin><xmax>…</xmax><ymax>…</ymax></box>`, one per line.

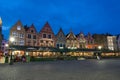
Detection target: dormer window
<box><xmin>17</xmin><ymin>26</ymin><xmax>21</xmax><ymax>30</ymax></box>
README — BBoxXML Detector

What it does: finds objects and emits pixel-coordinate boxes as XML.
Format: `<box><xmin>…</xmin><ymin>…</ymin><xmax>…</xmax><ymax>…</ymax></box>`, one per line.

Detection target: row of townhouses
<box><xmin>0</xmin><ymin>20</ymin><xmax>120</xmax><ymax>57</ymax></box>
<box><xmin>9</xmin><ymin>20</ymin><xmax>95</xmax><ymax>49</ymax></box>
<box><xmin>9</xmin><ymin>20</ymin><xmax>120</xmax><ymax>50</ymax></box>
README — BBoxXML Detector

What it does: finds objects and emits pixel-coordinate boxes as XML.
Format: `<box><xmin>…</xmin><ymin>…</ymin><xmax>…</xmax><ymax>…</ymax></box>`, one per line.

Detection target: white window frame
<box><xmin>19</xmin><ymin>40</ymin><xmax>24</xmax><ymax>45</ymax></box>
<box><xmin>19</xmin><ymin>33</ymin><xmax>24</xmax><ymax>38</ymax></box>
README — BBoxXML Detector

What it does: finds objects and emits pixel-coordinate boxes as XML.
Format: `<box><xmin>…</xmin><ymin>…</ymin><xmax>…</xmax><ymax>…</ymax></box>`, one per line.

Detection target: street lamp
<box><xmin>9</xmin><ymin>37</ymin><xmax>15</xmax><ymax>65</ymax></box>
<box><xmin>5</xmin><ymin>44</ymin><xmax>8</xmax><ymax>47</ymax></box>
<box><xmin>98</xmin><ymin>46</ymin><xmax>102</xmax><ymax>50</ymax></box>
<box><xmin>97</xmin><ymin>46</ymin><xmax>102</xmax><ymax>60</ymax></box>
<box><xmin>10</xmin><ymin>37</ymin><xmax>15</xmax><ymax>43</ymax></box>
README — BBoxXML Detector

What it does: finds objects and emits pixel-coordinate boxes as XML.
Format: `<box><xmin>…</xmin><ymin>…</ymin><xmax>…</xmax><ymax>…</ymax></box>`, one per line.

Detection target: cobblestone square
<box><xmin>0</xmin><ymin>59</ymin><xmax>120</xmax><ymax>80</ymax></box>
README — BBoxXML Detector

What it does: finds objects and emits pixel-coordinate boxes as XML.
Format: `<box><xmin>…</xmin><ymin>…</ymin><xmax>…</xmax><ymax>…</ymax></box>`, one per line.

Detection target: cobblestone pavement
<box><xmin>0</xmin><ymin>59</ymin><xmax>120</xmax><ymax>80</ymax></box>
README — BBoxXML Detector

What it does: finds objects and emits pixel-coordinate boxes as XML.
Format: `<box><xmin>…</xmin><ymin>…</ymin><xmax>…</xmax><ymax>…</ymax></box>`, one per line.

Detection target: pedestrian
<box><xmin>22</xmin><ymin>55</ymin><xmax>26</xmax><ymax>62</ymax></box>
<box><xmin>97</xmin><ymin>56</ymin><xmax>100</xmax><ymax>60</ymax></box>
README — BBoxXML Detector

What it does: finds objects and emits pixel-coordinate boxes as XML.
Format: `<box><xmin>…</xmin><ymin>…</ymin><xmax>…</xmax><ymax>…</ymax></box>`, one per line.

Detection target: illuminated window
<box><xmin>17</xmin><ymin>26</ymin><xmax>21</xmax><ymax>30</ymax></box>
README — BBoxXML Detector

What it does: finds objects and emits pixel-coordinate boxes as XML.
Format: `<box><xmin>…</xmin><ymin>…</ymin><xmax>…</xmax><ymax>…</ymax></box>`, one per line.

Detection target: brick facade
<box><xmin>39</xmin><ymin>22</ymin><xmax>55</xmax><ymax>47</ymax></box>
<box><xmin>25</xmin><ymin>24</ymin><xmax>38</xmax><ymax>46</ymax></box>
<box><xmin>9</xmin><ymin>20</ymin><xmax>118</xmax><ymax>51</ymax></box>
<box><xmin>10</xmin><ymin>20</ymin><xmax>25</xmax><ymax>46</ymax></box>
<box><xmin>85</xmin><ymin>33</ymin><xmax>95</xmax><ymax>49</ymax></box>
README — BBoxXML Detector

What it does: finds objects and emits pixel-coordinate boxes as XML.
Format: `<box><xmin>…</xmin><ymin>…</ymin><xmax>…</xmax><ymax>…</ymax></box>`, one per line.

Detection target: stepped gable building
<box><xmin>85</xmin><ymin>32</ymin><xmax>95</xmax><ymax>49</ymax></box>
<box><xmin>77</xmin><ymin>32</ymin><xmax>86</xmax><ymax>48</ymax></box>
<box><xmin>66</xmin><ymin>30</ymin><xmax>78</xmax><ymax>49</ymax></box>
<box><xmin>25</xmin><ymin>24</ymin><xmax>38</xmax><ymax>46</ymax></box>
<box><xmin>10</xmin><ymin>20</ymin><xmax>25</xmax><ymax>46</ymax></box>
<box><xmin>56</xmin><ymin>28</ymin><xmax>66</xmax><ymax>49</ymax></box>
<box><xmin>39</xmin><ymin>22</ymin><xmax>55</xmax><ymax>47</ymax></box>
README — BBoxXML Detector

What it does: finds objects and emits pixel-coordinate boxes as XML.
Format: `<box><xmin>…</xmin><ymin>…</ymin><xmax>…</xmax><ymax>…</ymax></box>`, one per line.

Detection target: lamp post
<box><xmin>97</xmin><ymin>46</ymin><xmax>102</xmax><ymax>60</ymax></box>
<box><xmin>9</xmin><ymin>37</ymin><xmax>15</xmax><ymax>65</ymax></box>
<box><xmin>5</xmin><ymin>44</ymin><xmax>9</xmax><ymax>55</ymax></box>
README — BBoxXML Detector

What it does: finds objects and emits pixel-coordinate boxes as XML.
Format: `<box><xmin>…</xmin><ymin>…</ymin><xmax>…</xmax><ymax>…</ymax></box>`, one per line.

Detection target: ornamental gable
<box><xmin>39</xmin><ymin>22</ymin><xmax>54</xmax><ymax>34</ymax></box>
<box><xmin>26</xmin><ymin>24</ymin><xmax>37</xmax><ymax>33</ymax></box>
<box><xmin>10</xmin><ymin>20</ymin><xmax>25</xmax><ymax>32</ymax></box>
<box><xmin>56</xmin><ymin>28</ymin><xmax>66</xmax><ymax>42</ymax></box>
<box><xmin>66</xmin><ymin>32</ymin><xmax>77</xmax><ymax>40</ymax></box>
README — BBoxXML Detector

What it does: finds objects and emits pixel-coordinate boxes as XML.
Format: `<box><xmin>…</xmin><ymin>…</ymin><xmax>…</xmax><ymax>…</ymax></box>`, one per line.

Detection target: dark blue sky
<box><xmin>0</xmin><ymin>0</ymin><xmax>120</xmax><ymax>39</ymax></box>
